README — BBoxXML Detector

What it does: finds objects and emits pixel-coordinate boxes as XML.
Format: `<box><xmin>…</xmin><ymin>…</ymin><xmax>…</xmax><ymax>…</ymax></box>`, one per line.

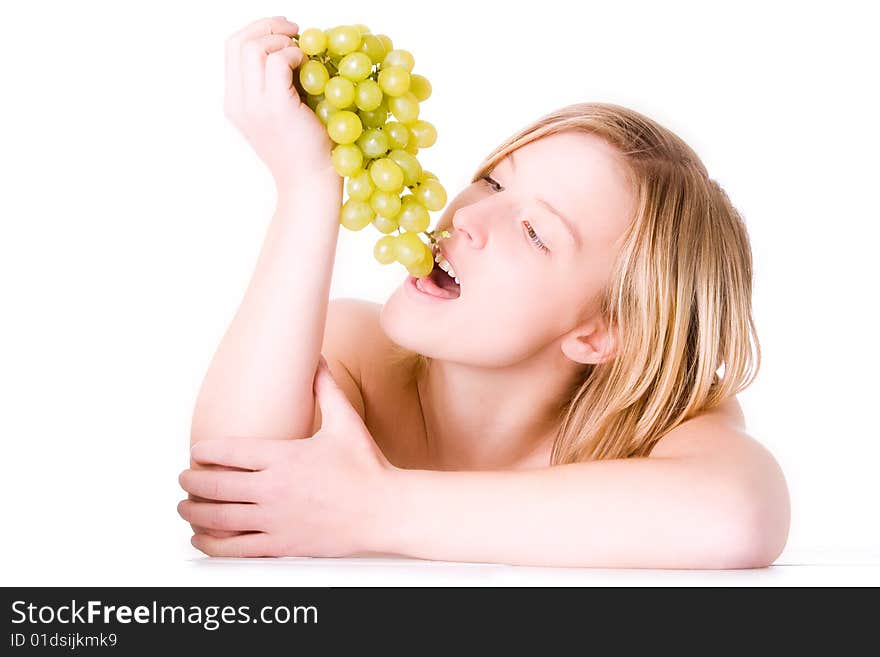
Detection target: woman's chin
<box><xmin>379</xmin><ymin>292</ymin><xmax>454</xmax><ymax>358</ymax></box>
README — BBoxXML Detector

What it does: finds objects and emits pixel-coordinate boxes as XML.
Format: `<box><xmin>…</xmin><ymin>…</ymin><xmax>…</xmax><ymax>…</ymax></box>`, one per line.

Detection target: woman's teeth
<box><xmin>433</xmin><ymin>249</ymin><xmax>460</xmax><ymax>285</ymax></box>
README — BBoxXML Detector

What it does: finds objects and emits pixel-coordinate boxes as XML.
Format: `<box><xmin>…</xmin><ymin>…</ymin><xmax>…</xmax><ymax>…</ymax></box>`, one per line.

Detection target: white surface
<box><xmin>1</xmin><ymin>0</ymin><xmax>878</xmax><ymax>585</ymax></box>
<box><xmin>4</xmin><ymin>548</ymin><xmax>880</xmax><ymax>587</ymax></box>
<box><xmin>183</xmin><ymin>550</ymin><xmax>880</xmax><ymax>587</ymax></box>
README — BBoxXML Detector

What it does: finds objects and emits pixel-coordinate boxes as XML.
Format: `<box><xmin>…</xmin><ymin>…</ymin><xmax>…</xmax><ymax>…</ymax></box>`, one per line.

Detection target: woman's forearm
<box><xmin>376</xmin><ymin>455</ymin><xmax>782</xmax><ymax>569</ymax></box>
<box><xmin>190</xmin><ymin>176</ymin><xmax>343</xmax><ymax>444</ymax></box>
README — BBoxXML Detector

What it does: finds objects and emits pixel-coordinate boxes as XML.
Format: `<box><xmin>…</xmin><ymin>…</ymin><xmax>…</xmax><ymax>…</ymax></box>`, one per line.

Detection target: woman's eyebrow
<box><xmin>536</xmin><ymin>199</ymin><xmax>583</xmax><ymax>250</ymax></box>
<box><xmin>507</xmin><ymin>151</ymin><xmax>584</xmax><ymax>250</ymax></box>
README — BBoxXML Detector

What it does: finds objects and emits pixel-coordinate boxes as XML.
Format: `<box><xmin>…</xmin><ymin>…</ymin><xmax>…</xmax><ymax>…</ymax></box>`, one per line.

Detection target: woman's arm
<box><xmin>190</xmin><ymin>177</ymin><xmax>342</xmax><ymax>445</ymax></box>
<box><xmin>178</xmin><ymin>373</ymin><xmax>788</xmax><ymax>564</ymax></box>
<box><xmin>376</xmin><ymin>426</ymin><xmax>790</xmax><ymax>569</ymax></box>
<box><xmin>190</xmin><ymin>15</ymin><xmax>347</xmax><ymax>447</ymax></box>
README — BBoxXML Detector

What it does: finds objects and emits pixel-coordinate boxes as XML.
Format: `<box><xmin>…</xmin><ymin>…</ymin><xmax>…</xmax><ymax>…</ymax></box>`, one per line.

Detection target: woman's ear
<box><xmin>560</xmin><ymin>318</ymin><xmax>616</xmax><ymax>365</ymax></box>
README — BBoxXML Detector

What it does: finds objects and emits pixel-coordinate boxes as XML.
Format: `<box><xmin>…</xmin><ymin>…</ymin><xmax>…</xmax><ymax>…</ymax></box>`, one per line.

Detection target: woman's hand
<box><xmin>178</xmin><ymin>356</ymin><xmax>397</xmax><ymax>557</ymax></box>
<box><xmin>224</xmin><ymin>16</ymin><xmax>337</xmax><ymax>191</ymax></box>
<box><xmin>184</xmin><ymin>462</ymin><xmax>246</xmax><ymax>540</ymax></box>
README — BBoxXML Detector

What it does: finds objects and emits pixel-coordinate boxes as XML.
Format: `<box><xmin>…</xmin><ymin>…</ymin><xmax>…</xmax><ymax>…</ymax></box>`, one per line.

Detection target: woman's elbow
<box><xmin>724</xmin><ymin>459</ymin><xmax>792</xmax><ymax>569</ymax></box>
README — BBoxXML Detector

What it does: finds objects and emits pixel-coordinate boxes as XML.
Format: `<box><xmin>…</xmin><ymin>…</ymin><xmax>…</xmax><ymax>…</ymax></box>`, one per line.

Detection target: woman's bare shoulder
<box><xmin>310</xmin><ymin>298</ymin><xmax>379</xmax><ymax>434</ymax></box>
<box><xmin>647</xmin><ymin>395</ymin><xmax>748</xmax><ymax>460</ymax></box>
<box><xmin>314</xmin><ymin>297</ymin><xmax>409</xmax><ymax>435</ymax></box>
<box><xmin>315</xmin><ymin>297</ymin><xmax>413</xmax><ymax>437</ymax></box>
<box><xmin>342</xmin><ymin>299</ymin><xmax>419</xmax><ymax>391</ymax></box>
<box><xmin>336</xmin><ymin>299</ymin><xmax>427</xmax><ymax>466</ymax></box>
<box><xmin>328</xmin><ymin>298</ymin><xmax>389</xmax><ymax>369</ymax></box>
<box><xmin>322</xmin><ymin>298</ymin><xmax>400</xmax><ymax>392</ymax></box>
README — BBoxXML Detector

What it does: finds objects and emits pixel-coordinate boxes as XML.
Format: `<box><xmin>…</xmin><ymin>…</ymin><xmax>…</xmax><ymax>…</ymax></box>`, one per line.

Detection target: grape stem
<box><xmin>424</xmin><ymin>229</ymin><xmax>451</xmax><ymax>243</ymax></box>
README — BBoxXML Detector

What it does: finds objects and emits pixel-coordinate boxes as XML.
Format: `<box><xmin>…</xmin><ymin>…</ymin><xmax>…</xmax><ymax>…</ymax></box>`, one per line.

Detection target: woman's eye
<box><xmin>482</xmin><ymin>175</ymin><xmax>550</xmax><ymax>254</ymax></box>
<box><xmin>523</xmin><ymin>220</ymin><xmax>550</xmax><ymax>255</ymax></box>
<box><xmin>482</xmin><ymin>175</ymin><xmax>503</xmax><ymax>192</ymax></box>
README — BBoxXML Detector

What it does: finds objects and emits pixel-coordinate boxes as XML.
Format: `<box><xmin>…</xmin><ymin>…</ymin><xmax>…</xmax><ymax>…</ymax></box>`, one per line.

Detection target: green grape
<box><xmin>376</xmin><ymin>34</ymin><xmax>393</xmax><ymax>53</ymax></box>
<box><xmin>383</xmin><ymin>49</ymin><xmax>415</xmax><ymax>73</ymax></box>
<box><xmin>369</xmin><ymin>158</ymin><xmax>405</xmax><ymax>192</ymax></box>
<box><xmin>420</xmin><ymin>239</ymin><xmax>435</xmax><ymax>262</ymax></box>
<box><xmin>384</xmin><ymin>122</ymin><xmax>410</xmax><ymax>149</ymax></box>
<box><xmin>409</xmin><ymin>245</ymin><xmax>435</xmax><ymax>277</ymax></box>
<box><xmin>408</xmin><ymin>120</ymin><xmax>437</xmax><ymax>148</ymax></box>
<box><xmin>324</xmin><ymin>76</ymin><xmax>356</xmax><ymax>109</ymax></box>
<box><xmin>340</xmin><ymin>199</ymin><xmax>375</xmax><ymax>231</ymax></box>
<box><xmin>326</xmin><ymin>111</ymin><xmax>363</xmax><ymax>144</ymax></box>
<box><xmin>409</xmin><ymin>74</ymin><xmax>432</xmax><ymax>102</ymax></box>
<box><xmin>338</xmin><ymin>52</ymin><xmax>372</xmax><ymax>82</ymax></box>
<box><xmin>414</xmin><ymin>178</ymin><xmax>447</xmax><ymax>211</ymax></box>
<box><xmin>372</xmin><ymin>215</ymin><xmax>399</xmax><ymax>234</ymax></box>
<box><xmin>327</xmin><ymin>26</ymin><xmax>362</xmax><ymax>56</ymax></box>
<box><xmin>315</xmin><ymin>99</ymin><xmax>336</xmax><ymax>125</ymax></box>
<box><xmin>404</xmin><ymin>140</ymin><xmax>419</xmax><ymax>156</ymax></box>
<box><xmin>356</xmin><ymin>128</ymin><xmax>390</xmax><ymax>159</ymax></box>
<box><xmin>397</xmin><ymin>196</ymin><xmax>431</xmax><ymax>232</ymax></box>
<box><xmin>377</xmin><ymin>66</ymin><xmax>411</xmax><ymax>97</ymax></box>
<box><xmin>359</xmin><ymin>34</ymin><xmax>387</xmax><ymax>64</ymax></box>
<box><xmin>300</xmin><ymin>60</ymin><xmax>330</xmax><ymax>95</ymax></box>
<box><xmin>387</xmin><ymin>149</ymin><xmax>422</xmax><ymax>187</ymax></box>
<box><xmin>389</xmin><ymin>92</ymin><xmax>419</xmax><ymax>123</ymax></box>
<box><xmin>354</xmin><ymin>79</ymin><xmax>384</xmax><ymax>111</ymax></box>
<box><xmin>294</xmin><ymin>25</ymin><xmax>447</xmax><ymax>278</ymax></box>
<box><xmin>374</xmin><ymin>235</ymin><xmax>398</xmax><ymax>264</ymax></box>
<box><xmin>346</xmin><ymin>169</ymin><xmax>375</xmax><ymax>201</ymax></box>
<box><xmin>359</xmin><ymin>102</ymin><xmax>389</xmax><ymax>129</ymax></box>
<box><xmin>395</xmin><ymin>230</ymin><xmax>427</xmax><ymax>267</ymax></box>
<box><xmin>370</xmin><ymin>189</ymin><xmax>402</xmax><ymax>218</ymax></box>
<box><xmin>331</xmin><ymin>144</ymin><xmax>363</xmax><ymax>177</ymax></box>
<box><xmin>298</xmin><ymin>28</ymin><xmax>328</xmax><ymax>56</ymax></box>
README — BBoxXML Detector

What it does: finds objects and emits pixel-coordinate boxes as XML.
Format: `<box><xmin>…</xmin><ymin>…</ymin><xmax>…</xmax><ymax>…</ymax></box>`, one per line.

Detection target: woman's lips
<box><xmin>406</xmin><ymin>275</ymin><xmax>457</xmax><ymax>301</ymax></box>
<box><xmin>418</xmin><ymin>272</ymin><xmax>458</xmax><ymax>298</ymax></box>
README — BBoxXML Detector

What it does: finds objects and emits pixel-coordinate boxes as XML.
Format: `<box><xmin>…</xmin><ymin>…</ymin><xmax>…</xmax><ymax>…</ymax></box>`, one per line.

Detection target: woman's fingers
<box><xmin>242</xmin><ymin>34</ymin><xmax>298</xmax><ymax>100</ymax></box>
<box><xmin>177</xmin><ymin>500</ymin><xmax>266</xmax><ymax>532</ymax></box>
<box><xmin>186</xmin><ymin>488</ymin><xmax>252</xmax><ymax>537</ymax></box>
<box><xmin>191</xmin><ymin>531</ymin><xmax>277</xmax><ymax>558</ymax></box>
<box><xmin>225</xmin><ymin>17</ymin><xmax>299</xmax><ymax>114</ymax></box>
<box><xmin>179</xmin><ymin>469</ymin><xmax>263</xmax><ymax>503</ymax></box>
<box><xmin>228</xmin><ymin>16</ymin><xmax>297</xmax><ymax>46</ymax></box>
<box><xmin>265</xmin><ymin>45</ymin><xmax>306</xmax><ymax>104</ymax></box>
<box><xmin>191</xmin><ymin>523</ymin><xmax>249</xmax><ymax>539</ymax></box>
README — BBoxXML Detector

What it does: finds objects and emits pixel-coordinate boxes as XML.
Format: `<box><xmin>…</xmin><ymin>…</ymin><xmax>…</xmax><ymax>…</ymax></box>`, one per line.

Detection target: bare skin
<box><xmin>179</xmin><ymin>128</ymin><xmax>783</xmax><ymax>564</ymax></box>
<box><xmin>179</xmin><ymin>17</ymin><xmax>787</xmax><ymax>565</ymax></box>
<box><xmin>379</xmin><ymin>132</ymin><xmax>637</xmax><ymax>471</ymax></box>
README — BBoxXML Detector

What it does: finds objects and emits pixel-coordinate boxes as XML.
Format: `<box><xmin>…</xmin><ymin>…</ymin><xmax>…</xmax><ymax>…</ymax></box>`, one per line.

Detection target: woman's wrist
<box><xmin>274</xmin><ymin>168</ymin><xmax>342</xmax><ymax>206</ymax></box>
<box><xmin>361</xmin><ymin>464</ymin><xmax>413</xmax><ymax>556</ymax></box>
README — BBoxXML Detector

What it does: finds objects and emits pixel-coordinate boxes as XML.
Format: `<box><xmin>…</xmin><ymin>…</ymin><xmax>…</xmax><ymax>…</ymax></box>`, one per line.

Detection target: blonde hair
<box><xmin>393</xmin><ymin>102</ymin><xmax>761</xmax><ymax>465</ymax></box>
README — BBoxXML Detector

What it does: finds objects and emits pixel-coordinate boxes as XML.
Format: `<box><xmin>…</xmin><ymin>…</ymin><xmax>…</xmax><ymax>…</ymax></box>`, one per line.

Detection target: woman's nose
<box><xmin>451</xmin><ymin>207</ymin><xmax>485</xmax><ymax>248</ymax></box>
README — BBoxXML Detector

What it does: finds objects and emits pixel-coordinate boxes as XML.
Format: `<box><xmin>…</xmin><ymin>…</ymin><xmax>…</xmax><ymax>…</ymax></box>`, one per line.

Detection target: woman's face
<box><xmin>381</xmin><ymin>131</ymin><xmax>636</xmax><ymax>367</ymax></box>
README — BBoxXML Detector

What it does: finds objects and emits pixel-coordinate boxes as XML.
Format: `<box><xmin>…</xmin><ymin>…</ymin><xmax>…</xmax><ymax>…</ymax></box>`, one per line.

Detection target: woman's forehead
<box><xmin>498</xmin><ymin>132</ymin><xmax>625</xmax><ymax>184</ymax></box>
<box><xmin>495</xmin><ymin>133</ymin><xmax>635</xmax><ymax>242</ymax></box>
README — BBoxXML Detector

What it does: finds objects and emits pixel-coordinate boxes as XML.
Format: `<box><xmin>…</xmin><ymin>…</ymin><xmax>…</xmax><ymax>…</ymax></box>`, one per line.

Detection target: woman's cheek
<box><xmin>483</xmin><ymin>273</ymin><xmax>554</xmax><ymax>336</ymax></box>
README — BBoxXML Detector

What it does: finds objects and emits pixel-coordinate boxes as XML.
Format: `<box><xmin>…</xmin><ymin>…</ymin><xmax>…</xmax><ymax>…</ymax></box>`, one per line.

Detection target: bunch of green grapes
<box><xmin>291</xmin><ymin>23</ymin><xmax>449</xmax><ymax>278</ymax></box>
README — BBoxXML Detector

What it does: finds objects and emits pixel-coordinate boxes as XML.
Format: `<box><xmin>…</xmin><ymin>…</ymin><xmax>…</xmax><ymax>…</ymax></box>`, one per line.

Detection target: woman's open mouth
<box><xmin>408</xmin><ymin>248</ymin><xmax>462</xmax><ymax>300</ymax></box>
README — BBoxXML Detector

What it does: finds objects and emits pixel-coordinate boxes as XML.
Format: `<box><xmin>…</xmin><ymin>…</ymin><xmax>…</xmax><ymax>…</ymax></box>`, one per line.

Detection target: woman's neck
<box><xmin>413</xmin><ymin>349</ymin><xmax>584</xmax><ymax>471</ymax></box>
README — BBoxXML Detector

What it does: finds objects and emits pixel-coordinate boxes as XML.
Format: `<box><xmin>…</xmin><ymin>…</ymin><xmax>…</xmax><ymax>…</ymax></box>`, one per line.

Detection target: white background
<box><xmin>1</xmin><ymin>0</ymin><xmax>878</xmax><ymax>586</ymax></box>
